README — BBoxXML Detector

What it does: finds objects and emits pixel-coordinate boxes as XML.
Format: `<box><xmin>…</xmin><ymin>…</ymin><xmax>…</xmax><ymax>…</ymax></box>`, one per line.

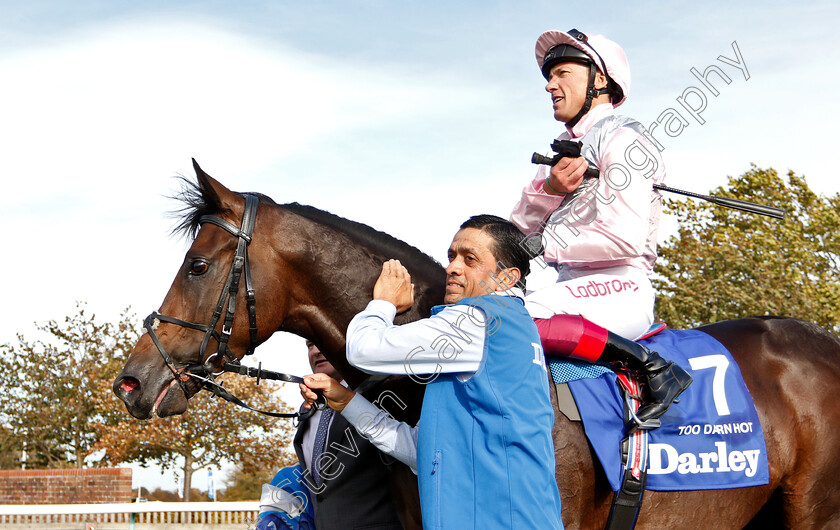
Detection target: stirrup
<box><xmin>623</xmin><ymin>390</ymin><xmax>662</xmax><ymax>431</ymax></box>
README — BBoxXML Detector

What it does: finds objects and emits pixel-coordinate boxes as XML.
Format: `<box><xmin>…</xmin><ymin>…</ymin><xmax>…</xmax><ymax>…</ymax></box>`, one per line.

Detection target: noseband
<box><xmin>143</xmin><ymin>193</ymin><xmax>259</xmax><ymax>381</ymax></box>
<box><xmin>142</xmin><ymin>194</ymin><xmax>312</xmax><ymax>419</ymax></box>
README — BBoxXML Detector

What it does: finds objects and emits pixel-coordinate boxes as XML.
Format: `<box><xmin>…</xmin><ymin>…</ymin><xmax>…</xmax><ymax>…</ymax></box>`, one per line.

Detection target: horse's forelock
<box><xmin>168</xmin><ymin>176</ymin><xmax>220</xmax><ymax>239</ymax></box>
<box><xmin>168</xmin><ymin>177</ymin><xmax>277</xmax><ymax>239</ymax></box>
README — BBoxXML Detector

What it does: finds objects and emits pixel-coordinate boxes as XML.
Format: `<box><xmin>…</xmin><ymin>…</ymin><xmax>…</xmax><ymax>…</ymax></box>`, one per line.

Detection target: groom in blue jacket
<box><xmin>301</xmin><ymin>215</ymin><xmax>564</xmax><ymax>529</ymax></box>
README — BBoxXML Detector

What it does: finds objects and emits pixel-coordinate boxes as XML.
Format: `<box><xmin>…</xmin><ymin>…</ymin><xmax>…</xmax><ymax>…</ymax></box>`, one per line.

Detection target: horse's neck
<box><xmin>276</xmin><ymin>272</ymin><xmax>371</xmax><ymax>386</ymax></box>
<box><xmin>261</xmin><ymin>216</ymin><xmax>380</xmax><ymax>384</ymax></box>
<box><xmin>265</xmin><ymin>207</ymin><xmax>444</xmax><ymax>387</ymax></box>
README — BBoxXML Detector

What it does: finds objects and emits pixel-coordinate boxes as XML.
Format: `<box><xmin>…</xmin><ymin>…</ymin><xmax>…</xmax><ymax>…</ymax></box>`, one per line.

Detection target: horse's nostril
<box><xmin>120</xmin><ymin>377</ymin><xmax>140</xmax><ymax>393</ymax></box>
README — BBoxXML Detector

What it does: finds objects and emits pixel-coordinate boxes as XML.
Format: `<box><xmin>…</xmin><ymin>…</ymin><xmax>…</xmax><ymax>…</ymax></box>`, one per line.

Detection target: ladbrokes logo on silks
<box><xmin>567</xmin><ymin>328</ymin><xmax>770</xmax><ymax>492</ymax></box>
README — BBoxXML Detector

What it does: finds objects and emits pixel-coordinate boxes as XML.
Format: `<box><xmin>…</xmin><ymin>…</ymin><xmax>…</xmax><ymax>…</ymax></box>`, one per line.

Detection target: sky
<box><xmin>2</xmin><ymin>0</ymin><xmax>838</xmax><ymax>493</ymax></box>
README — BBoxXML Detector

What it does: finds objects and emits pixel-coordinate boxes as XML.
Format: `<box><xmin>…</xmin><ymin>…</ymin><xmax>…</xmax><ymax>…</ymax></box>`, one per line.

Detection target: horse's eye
<box><xmin>189</xmin><ymin>259</ymin><xmax>209</xmax><ymax>276</ymax></box>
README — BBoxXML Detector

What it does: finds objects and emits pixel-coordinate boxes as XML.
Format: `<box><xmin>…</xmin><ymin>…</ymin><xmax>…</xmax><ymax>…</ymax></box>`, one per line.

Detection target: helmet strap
<box><xmin>566</xmin><ymin>63</ymin><xmax>611</xmax><ymax>129</ymax></box>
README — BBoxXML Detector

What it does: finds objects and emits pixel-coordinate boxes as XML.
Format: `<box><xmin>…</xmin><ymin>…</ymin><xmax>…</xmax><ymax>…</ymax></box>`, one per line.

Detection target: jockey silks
<box><xmin>511</xmin><ymin>103</ymin><xmax>664</xmax><ymax>275</ymax></box>
<box><xmin>511</xmin><ymin>104</ymin><xmax>664</xmax><ymax>339</ymax></box>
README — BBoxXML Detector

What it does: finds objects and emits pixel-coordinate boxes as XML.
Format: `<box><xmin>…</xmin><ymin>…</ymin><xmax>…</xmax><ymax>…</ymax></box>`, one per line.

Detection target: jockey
<box><xmin>511</xmin><ymin>28</ymin><xmax>692</xmax><ymax>424</ymax></box>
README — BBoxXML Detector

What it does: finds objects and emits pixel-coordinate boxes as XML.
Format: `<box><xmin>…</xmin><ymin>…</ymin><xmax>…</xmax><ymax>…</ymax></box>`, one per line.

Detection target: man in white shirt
<box><xmin>301</xmin><ymin>215</ymin><xmax>564</xmax><ymax>529</ymax></box>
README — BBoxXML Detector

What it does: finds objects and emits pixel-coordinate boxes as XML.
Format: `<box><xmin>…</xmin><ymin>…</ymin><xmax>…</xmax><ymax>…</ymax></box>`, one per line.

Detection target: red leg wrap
<box><xmin>534</xmin><ymin>314</ymin><xmax>608</xmax><ymax>362</ymax></box>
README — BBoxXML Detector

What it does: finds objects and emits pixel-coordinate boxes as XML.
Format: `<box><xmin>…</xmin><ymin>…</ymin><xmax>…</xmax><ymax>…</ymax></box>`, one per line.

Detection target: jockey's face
<box><xmin>445</xmin><ymin>228</ymin><xmax>516</xmax><ymax>304</ymax></box>
<box><xmin>545</xmin><ymin>61</ymin><xmax>608</xmax><ymax>123</ymax></box>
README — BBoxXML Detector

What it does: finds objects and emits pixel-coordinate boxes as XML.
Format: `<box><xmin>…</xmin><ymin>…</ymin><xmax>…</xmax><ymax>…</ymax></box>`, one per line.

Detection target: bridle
<box><xmin>141</xmin><ymin>194</ymin><xmax>311</xmax><ymax>419</ymax></box>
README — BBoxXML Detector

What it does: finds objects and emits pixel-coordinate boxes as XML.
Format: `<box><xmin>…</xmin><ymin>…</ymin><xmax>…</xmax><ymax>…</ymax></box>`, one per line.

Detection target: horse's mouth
<box><xmin>113</xmin><ymin>373</ymin><xmax>194</xmax><ymax>419</ymax></box>
<box><xmin>152</xmin><ymin>379</ymin><xmax>180</xmax><ymax>416</ymax></box>
<box><xmin>151</xmin><ymin>376</ymin><xmax>204</xmax><ymax>417</ymax></box>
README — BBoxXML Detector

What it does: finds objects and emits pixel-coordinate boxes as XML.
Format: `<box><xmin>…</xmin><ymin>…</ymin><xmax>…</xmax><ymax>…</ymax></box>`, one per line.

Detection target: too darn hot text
<box><xmin>678</xmin><ymin>421</ymin><xmax>754</xmax><ymax>436</ymax></box>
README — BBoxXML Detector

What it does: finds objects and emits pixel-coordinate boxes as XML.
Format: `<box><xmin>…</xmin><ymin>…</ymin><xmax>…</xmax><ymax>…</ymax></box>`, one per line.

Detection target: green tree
<box><xmin>94</xmin><ymin>376</ymin><xmax>296</xmax><ymax>501</ymax></box>
<box><xmin>0</xmin><ymin>303</ymin><xmax>137</xmax><ymax>469</ymax></box>
<box><xmin>219</xmin><ymin>462</ymin><xmax>277</xmax><ymax>501</ymax></box>
<box><xmin>654</xmin><ymin>165</ymin><xmax>840</xmax><ymax>330</ymax></box>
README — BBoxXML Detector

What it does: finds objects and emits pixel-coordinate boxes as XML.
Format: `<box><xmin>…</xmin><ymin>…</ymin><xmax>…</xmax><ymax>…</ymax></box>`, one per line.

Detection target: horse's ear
<box><xmin>192</xmin><ymin>158</ymin><xmax>238</xmax><ymax>213</ymax></box>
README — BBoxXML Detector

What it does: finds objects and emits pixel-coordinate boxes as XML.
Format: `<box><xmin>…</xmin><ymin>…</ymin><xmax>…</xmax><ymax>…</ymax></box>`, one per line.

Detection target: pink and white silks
<box><xmin>511</xmin><ymin>103</ymin><xmax>665</xmax><ymax>343</ymax></box>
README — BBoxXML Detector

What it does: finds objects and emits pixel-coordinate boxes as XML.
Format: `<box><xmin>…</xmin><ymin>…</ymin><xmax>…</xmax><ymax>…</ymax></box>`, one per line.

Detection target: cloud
<box><xmin>0</xmin><ymin>17</ymin><xmax>484</xmax><ymax>346</ymax></box>
<box><xmin>0</xmin><ymin>18</ymin><xmax>479</xmax><ymax>205</ymax></box>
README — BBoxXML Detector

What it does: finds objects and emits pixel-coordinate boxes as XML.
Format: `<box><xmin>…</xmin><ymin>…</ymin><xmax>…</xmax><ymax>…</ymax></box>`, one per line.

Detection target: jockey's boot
<box><xmin>599</xmin><ymin>332</ymin><xmax>693</xmax><ymax>423</ymax></box>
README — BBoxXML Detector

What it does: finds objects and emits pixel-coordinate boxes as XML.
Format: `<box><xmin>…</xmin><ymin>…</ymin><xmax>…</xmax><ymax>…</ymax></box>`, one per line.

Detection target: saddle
<box><xmin>548</xmin><ymin>324</ymin><xmax>769</xmax><ymax>529</ymax></box>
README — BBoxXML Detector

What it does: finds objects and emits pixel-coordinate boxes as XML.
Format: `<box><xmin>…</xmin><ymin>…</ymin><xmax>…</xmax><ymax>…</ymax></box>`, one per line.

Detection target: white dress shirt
<box><xmin>340</xmin><ymin>289</ymin><xmax>525</xmax><ymax>474</ymax></box>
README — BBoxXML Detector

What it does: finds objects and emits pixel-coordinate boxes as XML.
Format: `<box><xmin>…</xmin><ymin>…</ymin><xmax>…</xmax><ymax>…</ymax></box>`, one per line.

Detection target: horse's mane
<box><xmin>280</xmin><ymin>202</ymin><xmax>443</xmax><ymax>277</ymax></box>
<box><xmin>170</xmin><ymin>177</ymin><xmax>444</xmax><ymax>278</ymax></box>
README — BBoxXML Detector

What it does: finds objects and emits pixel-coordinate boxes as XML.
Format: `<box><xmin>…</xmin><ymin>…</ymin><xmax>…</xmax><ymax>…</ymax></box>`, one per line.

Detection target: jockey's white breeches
<box><xmin>524</xmin><ymin>264</ymin><xmax>655</xmax><ymax>340</ymax></box>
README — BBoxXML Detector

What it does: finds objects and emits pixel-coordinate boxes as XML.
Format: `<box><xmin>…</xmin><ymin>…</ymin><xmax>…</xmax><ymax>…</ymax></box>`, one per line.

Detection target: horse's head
<box><xmin>113</xmin><ymin>162</ymin><xmax>281</xmax><ymax>418</ymax></box>
<box><xmin>114</xmin><ymin>162</ymin><xmax>445</xmax><ymax>419</ymax></box>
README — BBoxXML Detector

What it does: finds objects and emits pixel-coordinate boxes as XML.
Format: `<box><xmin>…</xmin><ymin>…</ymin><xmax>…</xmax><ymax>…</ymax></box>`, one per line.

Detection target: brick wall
<box><xmin>0</xmin><ymin>468</ymin><xmax>132</xmax><ymax>504</ymax></box>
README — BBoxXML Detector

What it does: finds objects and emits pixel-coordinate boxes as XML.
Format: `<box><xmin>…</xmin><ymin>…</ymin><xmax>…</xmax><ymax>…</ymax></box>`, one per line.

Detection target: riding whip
<box><xmin>531</xmin><ymin>141</ymin><xmax>786</xmax><ymax>220</ymax></box>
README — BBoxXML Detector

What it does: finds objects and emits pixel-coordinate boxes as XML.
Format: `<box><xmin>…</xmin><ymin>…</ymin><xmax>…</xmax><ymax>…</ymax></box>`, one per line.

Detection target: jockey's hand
<box><xmin>373</xmin><ymin>259</ymin><xmax>415</xmax><ymax>313</ymax></box>
<box><xmin>545</xmin><ymin>156</ymin><xmax>588</xmax><ymax>195</ymax></box>
<box><xmin>300</xmin><ymin>373</ymin><xmax>355</xmax><ymax>412</ymax></box>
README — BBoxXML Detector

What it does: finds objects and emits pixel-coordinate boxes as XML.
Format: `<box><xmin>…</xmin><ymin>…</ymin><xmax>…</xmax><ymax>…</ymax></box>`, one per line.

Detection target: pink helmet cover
<box><xmin>536</xmin><ymin>29</ymin><xmax>631</xmax><ymax>107</ymax></box>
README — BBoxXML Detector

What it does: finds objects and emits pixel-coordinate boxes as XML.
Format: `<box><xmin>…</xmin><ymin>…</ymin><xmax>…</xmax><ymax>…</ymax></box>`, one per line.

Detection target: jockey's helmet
<box><xmin>535</xmin><ymin>29</ymin><xmax>630</xmax><ymax>125</ymax></box>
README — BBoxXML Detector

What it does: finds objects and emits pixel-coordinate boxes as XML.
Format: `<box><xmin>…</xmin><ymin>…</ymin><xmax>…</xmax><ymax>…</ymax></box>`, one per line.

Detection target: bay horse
<box><xmin>114</xmin><ymin>163</ymin><xmax>840</xmax><ymax>529</ymax></box>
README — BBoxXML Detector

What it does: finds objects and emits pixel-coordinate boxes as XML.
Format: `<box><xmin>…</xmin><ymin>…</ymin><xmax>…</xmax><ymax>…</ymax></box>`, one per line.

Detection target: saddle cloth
<box><xmin>549</xmin><ymin>328</ymin><xmax>770</xmax><ymax>491</ymax></box>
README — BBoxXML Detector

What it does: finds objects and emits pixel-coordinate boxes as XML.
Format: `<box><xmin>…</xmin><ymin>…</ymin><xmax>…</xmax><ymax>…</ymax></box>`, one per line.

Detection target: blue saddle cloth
<box><xmin>549</xmin><ymin>328</ymin><xmax>770</xmax><ymax>491</ymax></box>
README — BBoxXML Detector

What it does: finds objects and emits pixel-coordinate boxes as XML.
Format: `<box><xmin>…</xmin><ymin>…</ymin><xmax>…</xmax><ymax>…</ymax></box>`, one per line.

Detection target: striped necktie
<box><xmin>311</xmin><ymin>408</ymin><xmax>334</xmax><ymax>487</ymax></box>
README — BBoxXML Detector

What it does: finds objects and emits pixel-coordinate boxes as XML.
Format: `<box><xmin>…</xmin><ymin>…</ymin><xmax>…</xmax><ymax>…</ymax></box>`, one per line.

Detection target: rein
<box><xmin>141</xmin><ymin>194</ymin><xmax>314</xmax><ymax>420</ymax></box>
